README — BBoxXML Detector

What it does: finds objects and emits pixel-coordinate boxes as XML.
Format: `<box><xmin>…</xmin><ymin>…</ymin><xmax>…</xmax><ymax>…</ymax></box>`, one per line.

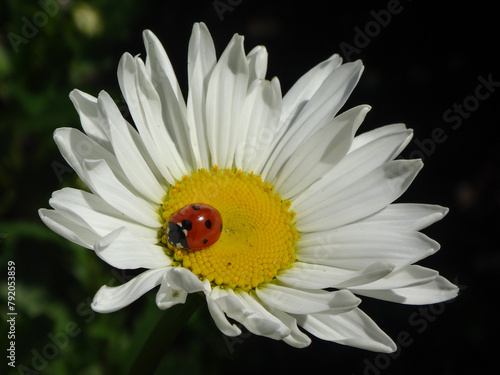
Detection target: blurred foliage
<box><xmin>0</xmin><ymin>1</ymin><xmax>182</xmax><ymax>374</ymax></box>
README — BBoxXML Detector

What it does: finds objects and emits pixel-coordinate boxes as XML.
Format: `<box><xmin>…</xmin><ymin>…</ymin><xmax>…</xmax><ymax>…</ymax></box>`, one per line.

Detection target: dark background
<box><xmin>1</xmin><ymin>0</ymin><xmax>498</xmax><ymax>374</ymax></box>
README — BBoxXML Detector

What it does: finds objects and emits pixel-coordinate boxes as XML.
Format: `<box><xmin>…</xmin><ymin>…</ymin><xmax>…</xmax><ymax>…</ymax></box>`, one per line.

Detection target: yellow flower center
<box><xmin>159</xmin><ymin>166</ymin><xmax>298</xmax><ymax>291</ymax></box>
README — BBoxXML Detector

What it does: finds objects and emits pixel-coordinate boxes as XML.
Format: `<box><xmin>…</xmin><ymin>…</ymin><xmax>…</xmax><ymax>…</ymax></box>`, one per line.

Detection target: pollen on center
<box><xmin>159</xmin><ymin>167</ymin><xmax>299</xmax><ymax>291</ymax></box>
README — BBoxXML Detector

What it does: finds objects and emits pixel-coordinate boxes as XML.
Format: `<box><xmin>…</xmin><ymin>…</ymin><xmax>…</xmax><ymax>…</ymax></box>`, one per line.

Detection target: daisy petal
<box><xmin>256</xmin><ymin>54</ymin><xmax>342</xmax><ymax>176</ymax></box>
<box><xmin>256</xmin><ymin>284</ymin><xmax>360</xmax><ymax>314</ymax></box>
<box><xmin>277</xmin><ymin>262</ymin><xmax>395</xmax><ymax>289</ymax></box>
<box><xmin>69</xmin><ymin>89</ymin><xmax>111</xmax><ymax>151</ymax></box>
<box><xmin>97</xmin><ymin>91</ymin><xmax>165</xmax><ymax>203</ymax></box>
<box><xmin>49</xmin><ymin>188</ymin><xmax>158</xmax><ymax>242</ymax></box>
<box><xmin>165</xmin><ymin>267</ymin><xmax>210</xmax><ymax>294</ymax></box>
<box><xmin>295</xmin><ymin>308</ymin><xmax>397</xmax><ymax>353</ymax></box>
<box><xmin>117</xmin><ymin>53</ymin><xmax>176</xmax><ymax>184</ymax></box>
<box><xmin>156</xmin><ymin>275</ymin><xmax>188</xmax><ymax>310</ymax></box>
<box><xmin>296</xmin><ymin>159</ymin><xmax>423</xmax><ymax>232</ymax></box>
<box><xmin>275</xmin><ymin>105</ymin><xmax>370</xmax><ymax>198</ymax></box>
<box><xmin>353</xmin><ymin>275</ymin><xmax>459</xmax><ymax>304</ymax></box>
<box><xmin>235</xmin><ymin>78</ymin><xmax>281</xmax><ymax>171</ymax></box>
<box><xmin>135</xmin><ymin>57</ymin><xmax>189</xmax><ymax>179</ymax></box>
<box><xmin>268</xmin><ymin>309</ymin><xmax>311</xmax><ymax>348</ymax></box>
<box><xmin>92</xmin><ymin>268</ymin><xmax>166</xmax><ymax>313</ymax></box>
<box><xmin>81</xmin><ymin>159</ymin><xmax>159</xmax><ymax>227</ymax></box>
<box><xmin>214</xmin><ymin>289</ymin><xmax>291</xmax><ymax>340</ymax></box>
<box><xmin>360</xmin><ymin>203</ymin><xmax>449</xmax><ymax>231</ymax></box>
<box><xmin>53</xmin><ymin>128</ymin><xmax>129</xmax><ymax>192</ymax></box>
<box><xmin>349</xmin><ymin>265</ymin><xmax>439</xmax><ymax>290</ymax></box>
<box><xmin>292</xmin><ymin>125</ymin><xmax>412</xmax><ymax>213</ymax></box>
<box><xmin>38</xmin><ymin>208</ymin><xmax>99</xmax><ymax>249</ymax></box>
<box><xmin>247</xmin><ymin>45</ymin><xmax>268</xmax><ymax>84</ymax></box>
<box><xmin>143</xmin><ymin>30</ymin><xmax>194</xmax><ymax>170</ymax></box>
<box><xmin>280</xmin><ymin>53</ymin><xmax>343</xmax><ymax>132</ymax></box>
<box><xmin>187</xmin><ymin>22</ymin><xmax>217</xmax><ymax>169</ymax></box>
<box><xmin>143</xmin><ymin>30</ymin><xmax>184</xmax><ymax>104</ymax></box>
<box><xmin>94</xmin><ymin>227</ymin><xmax>171</xmax><ymax>269</ymax></box>
<box><xmin>206</xmin><ymin>287</ymin><xmax>242</xmax><ymax>336</ymax></box>
<box><xmin>296</xmin><ymin>228</ymin><xmax>439</xmax><ymax>270</ymax></box>
<box><xmin>349</xmin><ymin>123</ymin><xmax>408</xmax><ymax>153</ymax></box>
<box><xmin>205</xmin><ymin>33</ymin><xmax>249</xmax><ymax>168</ymax></box>
<box><xmin>264</xmin><ymin>60</ymin><xmax>364</xmax><ymax>183</ymax></box>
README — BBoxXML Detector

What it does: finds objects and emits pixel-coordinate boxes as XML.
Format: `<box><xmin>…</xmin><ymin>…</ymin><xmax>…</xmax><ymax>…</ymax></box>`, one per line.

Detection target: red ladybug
<box><xmin>167</xmin><ymin>204</ymin><xmax>223</xmax><ymax>250</ymax></box>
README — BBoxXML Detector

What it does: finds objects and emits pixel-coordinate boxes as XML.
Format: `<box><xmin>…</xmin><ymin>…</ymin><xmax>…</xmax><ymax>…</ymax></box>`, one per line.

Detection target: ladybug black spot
<box><xmin>192</xmin><ymin>205</ymin><xmax>200</xmax><ymax>210</ymax></box>
<box><xmin>205</xmin><ymin>219</ymin><xmax>212</xmax><ymax>229</ymax></box>
<box><xmin>182</xmin><ymin>219</ymin><xmax>192</xmax><ymax>231</ymax></box>
<box><xmin>203</xmin><ymin>238</ymin><xmax>208</xmax><ymax>244</ymax></box>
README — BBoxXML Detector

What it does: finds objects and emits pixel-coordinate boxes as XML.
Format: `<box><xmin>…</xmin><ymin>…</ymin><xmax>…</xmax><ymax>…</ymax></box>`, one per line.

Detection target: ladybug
<box><xmin>167</xmin><ymin>204</ymin><xmax>223</xmax><ymax>250</ymax></box>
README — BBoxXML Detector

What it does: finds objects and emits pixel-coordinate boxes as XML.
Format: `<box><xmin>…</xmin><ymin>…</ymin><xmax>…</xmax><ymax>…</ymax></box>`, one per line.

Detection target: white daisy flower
<box><xmin>39</xmin><ymin>22</ymin><xmax>458</xmax><ymax>352</ymax></box>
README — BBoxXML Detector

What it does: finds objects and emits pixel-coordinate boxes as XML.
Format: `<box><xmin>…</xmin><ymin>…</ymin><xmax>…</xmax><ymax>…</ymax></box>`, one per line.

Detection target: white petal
<box><xmin>81</xmin><ymin>159</ymin><xmax>159</xmax><ymax>227</ymax></box>
<box><xmin>205</xmin><ymin>33</ymin><xmax>249</xmax><ymax>168</ymax></box>
<box><xmin>263</xmin><ymin>60</ymin><xmax>364</xmax><ymax>183</ymax></box>
<box><xmin>349</xmin><ymin>123</ymin><xmax>408</xmax><ymax>153</ymax></box>
<box><xmin>97</xmin><ymin>91</ymin><xmax>165</xmax><ymax>203</ymax></box>
<box><xmin>117</xmin><ymin>53</ymin><xmax>176</xmax><ymax>184</ymax></box>
<box><xmin>92</xmin><ymin>268</ymin><xmax>166</xmax><ymax>313</ymax></box>
<box><xmin>164</xmin><ymin>267</ymin><xmax>210</xmax><ymax>294</ymax></box>
<box><xmin>256</xmin><ymin>284</ymin><xmax>360</xmax><ymax>314</ymax></box>
<box><xmin>353</xmin><ymin>275</ymin><xmax>459</xmax><ymax>304</ymax></box>
<box><xmin>274</xmin><ymin>105</ymin><xmax>370</xmax><ymax>198</ymax></box>
<box><xmin>277</xmin><ymin>262</ymin><xmax>395</xmax><ymax>289</ymax></box>
<box><xmin>143</xmin><ymin>30</ymin><xmax>194</xmax><ymax>170</ymax></box>
<box><xmin>206</xmin><ymin>287</ymin><xmax>242</xmax><ymax>336</ymax></box>
<box><xmin>94</xmin><ymin>227</ymin><xmax>171</xmax><ymax>269</ymax></box>
<box><xmin>280</xmin><ymin>54</ymin><xmax>343</xmax><ymax>132</ymax></box>
<box><xmin>266</xmin><ymin>309</ymin><xmax>311</xmax><ymax>348</ymax></box>
<box><xmin>186</xmin><ymin>22</ymin><xmax>217</xmax><ymax>169</ymax></box>
<box><xmin>235</xmin><ymin>78</ymin><xmax>281</xmax><ymax>171</ymax></box>
<box><xmin>135</xmin><ymin>58</ymin><xmax>189</xmax><ymax>179</ymax></box>
<box><xmin>295</xmin><ymin>308</ymin><xmax>397</xmax><ymax>353</ymax></box>
<box><xmin>69</xmin><ymin>89</ymin><xmax>111</xmax><ymax>151</ymax></box>
<box><xmin>296</xmin><ymin>228</ymin><xmax>439</xmax><ymax>270</ymax></box>
<box><xmin>256</xmin><ymin>54</ymin><xmax>342</xmax><ymax>181</ymax></box>
<box><xmin>38</xmin><ymin>208</ymin><xmax>99</xmax><ymax>249</ymax></box>
<box><xmin>214</xmin><ymin>289</ymin><xmax>290</xmax><ymax>340</ymax></box>
<box><xmin>296</xmin><ymin>160</ymin><xmax>423</xmax><ymax>232</ymax></box>
<box><xmin>247</xmin><ymin>45</ymin><xmax>268</xmax><ymax>84</ymax></box>
<box><xmin>249</xmin><ymin>78</ymin><xmax>284</xmax><ymax>173</ymax></box>
<box><xmin>53</xmin><ymin>127</ymin><xmax>129</xmax><ymax>192</ymax></box>
<box><xmin>349</xmin><ymin>265</ymin><xmax>438</xmax><ymax>290</ymax></box>
<box><xmin>156</xmin><ymin>274</ymin><xmax>188</xmax><ymax>310</ymax></box>
<box><xmin>292</xmin><ymin>126</ymin><xmax>413</xmax><ymax>214</ymax></box>
<box><xmin>143</xmin><ymin>30</ymin><xmax>184</xmax><ymax>105</ymax></box>
<box><xmin>49</xmin><ymin>188</ymin><xmax>158</xmax><ymax>242</ymax></box>
<box><xmin>360</xmin><ymin>203</ymin><xmax>449</xmax><ymax>231</ymax></box>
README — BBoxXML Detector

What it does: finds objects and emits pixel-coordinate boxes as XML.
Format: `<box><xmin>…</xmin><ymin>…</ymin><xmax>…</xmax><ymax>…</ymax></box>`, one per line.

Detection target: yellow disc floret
<box><xmin>159</xmin><ymin>167</ymin><xmax>298</xmax><ymax>291</ymax></box>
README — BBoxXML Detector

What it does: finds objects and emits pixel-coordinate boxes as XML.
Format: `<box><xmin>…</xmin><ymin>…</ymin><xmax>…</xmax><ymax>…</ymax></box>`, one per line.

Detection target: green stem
<box><xmin>127</xmin><ymin>294</ymin><xmax>203</xmax><ymax>375</ymax></box>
